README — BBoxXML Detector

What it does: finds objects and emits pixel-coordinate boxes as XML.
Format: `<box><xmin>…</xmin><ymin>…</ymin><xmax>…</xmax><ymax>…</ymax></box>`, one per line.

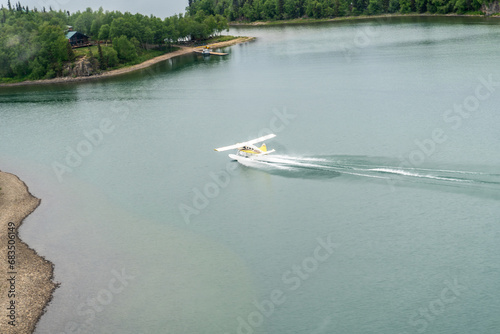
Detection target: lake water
<box><xmin>1</xmin><ymin>16</ymin><xmax>500</xmax><ymax>334</ymax></box>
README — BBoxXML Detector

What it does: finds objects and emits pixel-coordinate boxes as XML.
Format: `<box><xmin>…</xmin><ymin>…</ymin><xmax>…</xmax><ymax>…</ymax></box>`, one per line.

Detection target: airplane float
<box><xmin>214</xmin><ymin>133</ymin><xmax>276</xmax><ymax>160</ymax></box>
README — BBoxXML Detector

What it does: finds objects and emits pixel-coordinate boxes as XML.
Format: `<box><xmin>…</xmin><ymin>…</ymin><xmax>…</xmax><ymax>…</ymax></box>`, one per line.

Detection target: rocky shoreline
<box><xmin>0</xmin><ymin>171</ymin><xmax>57</xmax><ymax>334</ymax></box>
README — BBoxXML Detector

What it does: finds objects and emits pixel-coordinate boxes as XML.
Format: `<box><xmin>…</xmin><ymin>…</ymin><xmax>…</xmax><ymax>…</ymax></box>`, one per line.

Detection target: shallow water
<box><xmin>1</xmin><ymin>16</ymin><xmax>500</xmax><ymax>334</ymax></box>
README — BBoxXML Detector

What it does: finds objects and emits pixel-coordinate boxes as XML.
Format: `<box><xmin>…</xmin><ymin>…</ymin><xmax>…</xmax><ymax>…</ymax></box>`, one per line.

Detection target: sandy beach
<box><xmin>0</xmin><ymin>171</ymin><xmax>57</xmax><ymax>334</ymax></box>
<box><xmin>0</xmin><ymin>37</ymin><xmax>255</xmax><ymax>88</ymax></box>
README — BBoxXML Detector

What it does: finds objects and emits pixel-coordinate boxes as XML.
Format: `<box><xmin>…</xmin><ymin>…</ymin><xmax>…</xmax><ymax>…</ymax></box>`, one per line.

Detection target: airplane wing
<box><xmin>214</xmin><ymin>133</ymin><xmax>276</xmax><ymax>152</ymax></box>
<box><xmin>245</xmin><ymin>133</ymin><xmax>277</xmax><ymax>146</ymax></box>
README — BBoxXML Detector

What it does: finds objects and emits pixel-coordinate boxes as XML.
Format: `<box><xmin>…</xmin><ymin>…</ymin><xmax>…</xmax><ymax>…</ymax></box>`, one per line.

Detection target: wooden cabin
<box><xmin>66</xmin><ymin>31</ymin><xmax>90</xmax><ymax>48</ymax></box>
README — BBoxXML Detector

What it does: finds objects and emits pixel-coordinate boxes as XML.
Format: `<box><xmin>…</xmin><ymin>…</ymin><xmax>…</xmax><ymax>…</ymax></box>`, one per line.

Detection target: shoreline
<box><xmin>0</xmin><ymin>170</ymin><xmax>57</xmax><ymax>334</ymax></box>
<box><xmin>0</xmin><ymin>37</ymin><xmax>255</xmax><ymax>88</ymax></box>
<box><xmin>229</xmin><ymin>13</ymin><xmax>500</xmax><ymax>26</ymax></box>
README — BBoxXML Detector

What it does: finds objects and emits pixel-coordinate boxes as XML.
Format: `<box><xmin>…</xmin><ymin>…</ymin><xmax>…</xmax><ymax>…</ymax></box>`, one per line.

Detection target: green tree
<box><xmin>453</xmin><ymin>0</ymin><xmax>467</xmax><ymax>13</ymax></box>
<box><xmin>73</xmin><ymin>8</ymin><xmax>94</xmax><ymax>35</ymax></box>
<box><xmin>109</xmin><ymin>17</ymin><xmax>135</xmax><ymax>40</ymax></box>
<box><xmin>143</xmin><ymin>26</ymin><xmax>154</xmax><ymax>46</ymax></box>
<box><xmin>284</xmin><ymin>0</ymin><xmax>299</xmax><ymax>18</ymax></box>
<box><xmin>98</xmin><ymin>23</ymin><xmax>110</xmax><ymax>43</ymax></box>
<box><xmin>203</xmin><ymin>14</ymin><xmax>217</xmax><ymax>35</ymax></box>
<box><xmin>101</xmin><ymin>47</ymin><xmax>119</xmax><ymax>67</ymax></box>
<box><xmin>388</xmin><ymin>0</ymin><xmax>400</xmax><ymax>11</ymax></box>
<box><xmin>399</xmin><ymin>0</ymin><xmax>412</xmax><ymax>12</ymax></box>
<box><xmin>113</xmin><ymin>35</ymin><xmax>137</xmax><ymax>61</ymax></box>
<box><xmin>29</xmin><ymin>58</ymin><xmax>45</xmax><ymax>79</ymax></box>
<box><xmin>277</xmin><ymin>0</ymin><xmax>285</xmax><ymax>18</ymax></box>
<box><xmin>97</xmin><ymin>42</ymin><xmax>105</xmax><ymax>69</ymax></box>
<box><xmin>241</xmin><ymin>2</ymin><xmax>255</xmax><ymax>20</ymax></box>
<box><xmin>35</xmin><ymin>22</ymin><xmax>71</xmax><ymax>78</ymax></box>
<box><xmin>306</xmin><ymin>0</ymin><xmax>325</xmax><ymax>18</ymax></box>
<box><xmin>66</xmin><ymin>40</ymin><xmax>75</xmax><ymax>61</ymax></box>
<box><xmin>215</xmin><ymin>14</ymin><xmax>229</xmax><ymax>35</ymax></box>
<box><xmin>429</xmin><ymin>0</ymin><xmax>451</xmax><ymax>12</ymax></box>
<box><xmin>262</xmin><ymin>0</ymin><xmax>277</xmax><ymax>19</ymax></box>
<box><xmin>188</xmin><ymin>18</ymin><xmax>209</xmax><ymax>39</ymax></box>
<box><xmin>90</xmin><ymin>18</ymin><xmax>101</xmax><ymax>37</ymax></box>
<box><xmin>0</xmin><ymin>49</ymin><xmax>11</xmax><ymax>78</ymax></box>
<box><xmin>130</xmin><ymin>36</ymin><xmax>141</xmax><ymax>52</ymax></box>
<box><xmin>368</xmin><ymin>0</ymin><xmax>385</xmax><ymax>13</ymax></box>
<box><xmin>164</xmin><ymin>21</ymin><xmax>179</xmax><ymax>45</ymax></box>
<box><xmin>151</xmin><ymin>17</ymin><xmax>167</xmax><ymax>45</ymax></box>
<box><xmin>332</xmin><ymin>0</ymin><xmax>348</xmax><ymax>16</ymax></box>
<box><xmin>414</xmin><ymin>0</ymin><xmax>428</xmax><ymax>11</ymax></box>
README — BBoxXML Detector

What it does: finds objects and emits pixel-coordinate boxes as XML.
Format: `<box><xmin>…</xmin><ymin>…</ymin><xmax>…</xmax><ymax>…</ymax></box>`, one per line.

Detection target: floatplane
<box><xmin>214</xmin><ymin>133</ymin><xmax>276</xmax><ymax>161</ymax></box>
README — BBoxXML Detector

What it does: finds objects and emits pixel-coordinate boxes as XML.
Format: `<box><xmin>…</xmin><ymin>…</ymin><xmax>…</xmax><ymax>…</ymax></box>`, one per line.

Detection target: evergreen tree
<box><xmin>97</xmin><ymin>42</ymin><xmax>106</xmax><ymax>69</ymax></box>
<box><xmin>414</xmin><ymin>0</ymin><xmax>427</xmax><ymax>12</ymax></box>
<box><xmin>66</xmin><ymin>41</ymin><xmax>75</xmax><ymax>62</ymax></box>
<box><xmin>388</xmin><ymin>0</ymin><xmax>400</xmax><ymax>11</ymax></box>
<box><xmin>277</xmin><ymin>0</ymin><xmax>285</xmax><ymax>18</ymax></box>
<box><xmin>233</xmin><ymin>0</ymin><xmax>240</xmax><ymax>14</ymax></box>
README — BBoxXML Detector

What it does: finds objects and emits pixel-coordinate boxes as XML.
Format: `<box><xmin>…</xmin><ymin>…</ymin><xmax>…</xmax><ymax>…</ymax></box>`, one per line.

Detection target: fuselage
<box><xmin>238</xmin><ymin>143</ymin><xmax>265</xmax><ymax>155</ymax></box>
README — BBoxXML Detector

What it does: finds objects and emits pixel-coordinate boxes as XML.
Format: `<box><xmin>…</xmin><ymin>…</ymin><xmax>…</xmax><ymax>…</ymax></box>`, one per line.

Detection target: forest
<box><xmin>187</xmin><ymin>0</ymin><xmax>496</xmax><ymax>21</ymax></box>
<box><xmin>0</xmin><ymin>1</ymin><xmax>228</xmax><ymax>82</ymax></box>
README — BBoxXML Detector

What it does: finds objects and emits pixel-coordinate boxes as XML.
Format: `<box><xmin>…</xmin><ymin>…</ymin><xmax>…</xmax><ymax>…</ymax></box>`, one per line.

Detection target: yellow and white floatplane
<box><xmin>214</xmin><ymin>134</ymin><xmax>276</xmax><ymax>161</ymax></box>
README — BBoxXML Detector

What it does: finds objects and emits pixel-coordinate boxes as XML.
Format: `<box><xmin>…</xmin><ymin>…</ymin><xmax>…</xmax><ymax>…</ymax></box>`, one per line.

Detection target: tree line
<box><xmin>187</xmin><ymin>0</ymin><xmax>494</xmax><ymax>21</ymax></box>
<box><xmin>0</xmin><ymin>2</ymin><xmax>229</xmax><ymax>81</ymax></box>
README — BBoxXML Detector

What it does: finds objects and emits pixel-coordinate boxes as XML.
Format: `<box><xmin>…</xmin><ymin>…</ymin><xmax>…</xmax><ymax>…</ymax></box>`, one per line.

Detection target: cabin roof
<box><xmin>65</xmin><ymin>31</ymin><xmax>88</xmax><ymax>39</ymax></box>
<box><xmin>65</xmin><ymin>31</ymin><xmax>76</xmax><ymax>39</ymax></box>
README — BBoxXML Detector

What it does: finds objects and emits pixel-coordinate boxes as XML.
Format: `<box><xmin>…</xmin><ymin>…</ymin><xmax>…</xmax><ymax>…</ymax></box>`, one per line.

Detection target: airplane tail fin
<box><xmin>259</xmin><ymin>143</ymin><xmax>267</xmax><ymax>152</ymax></box>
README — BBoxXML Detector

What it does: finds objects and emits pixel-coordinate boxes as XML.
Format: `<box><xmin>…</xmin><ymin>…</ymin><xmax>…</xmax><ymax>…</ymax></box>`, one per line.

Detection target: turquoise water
<box><xmin>1</xmin><ymin>16</ymin><xmax>500</xmax><ymax>333</ymax></box>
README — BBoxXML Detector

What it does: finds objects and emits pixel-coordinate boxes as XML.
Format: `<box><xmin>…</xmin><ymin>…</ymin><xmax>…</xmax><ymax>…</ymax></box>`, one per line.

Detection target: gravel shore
<box><xmin>0</xmin><ymin>171</ymin><xmax>57</xmax><ymax>334</ymax></box>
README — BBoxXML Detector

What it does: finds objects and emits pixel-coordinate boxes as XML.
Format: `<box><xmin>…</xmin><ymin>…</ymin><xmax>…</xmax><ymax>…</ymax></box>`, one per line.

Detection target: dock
<box><xmin>193</xmin><ymin>49</ymin><xmax>229</xmax><ymax>56</ymax></box>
